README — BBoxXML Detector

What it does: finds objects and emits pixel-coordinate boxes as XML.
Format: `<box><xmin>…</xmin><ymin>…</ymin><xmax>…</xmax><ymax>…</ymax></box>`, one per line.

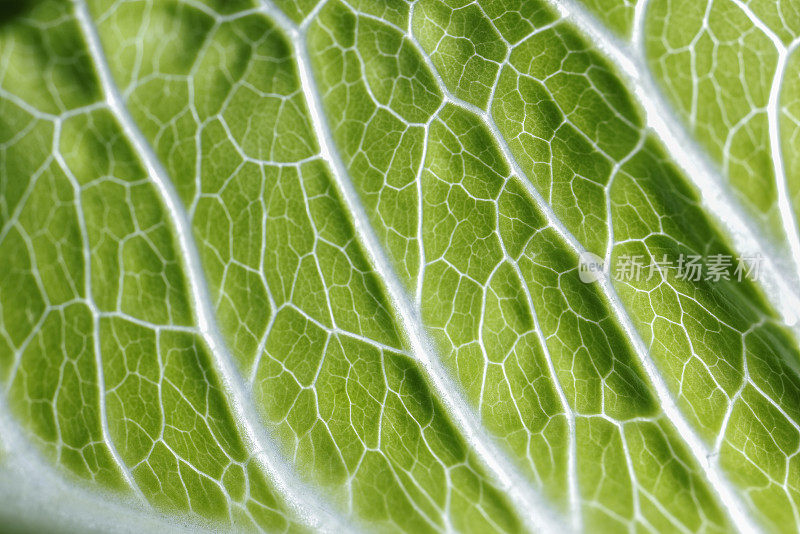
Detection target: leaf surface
<box><xmin>2</xmin><ymin>0</ymin><xmax>800</xmax><ymax>533</ymax></box>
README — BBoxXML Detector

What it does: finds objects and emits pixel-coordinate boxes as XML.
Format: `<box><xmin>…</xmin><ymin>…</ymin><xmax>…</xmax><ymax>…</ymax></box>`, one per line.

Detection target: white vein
<box><xmin>399</xmin><ymin>2</ymin><xmax>584</xmax><ymax>526</ymax></box>
<box><xmin>258</xmin><ymin>1</ymin><xmax>570</xmax><ymax>532</ymax></box>
<box><xmin>730</xmin><ymin>0</ymin><xmax>800</xmax><ymax>323</ymax></box>
<box><xmin>52</xmin><ymin>117</ymin><xmax>145</xmax><ymax>501</ymax></box>
<box><xmin>508</xmin><ymin>255</ymin><xmax>581</xmax><ymax>532</ymax></box>
<box><xmin>771</xmin><ymin>32</ymin><xmax>800</xmax><ymax>313</ymax></box>
<box><xmin>72</xmin><ymin>2</ymin><xmax>349</xmax><ymax>531</ymax></box>
<box><xmin>551</xmin><ymin>0</ymin><xmax>800</xmax><ymax>329</ymax></box>
<box><xmin>390</xmin><ymin>2</ymin><xmax>763</xmax><ymax>532</ymax></box>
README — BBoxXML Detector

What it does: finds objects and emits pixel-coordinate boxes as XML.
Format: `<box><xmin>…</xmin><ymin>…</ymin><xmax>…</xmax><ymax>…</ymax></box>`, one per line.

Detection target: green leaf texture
<box><xmin>1</xmin><ymin>0</ymin><xmax>800</xmax><ymax>532</ymax></box>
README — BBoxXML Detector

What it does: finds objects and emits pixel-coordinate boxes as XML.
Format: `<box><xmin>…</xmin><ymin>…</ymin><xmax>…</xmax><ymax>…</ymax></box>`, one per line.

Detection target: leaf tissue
<box><xmin>2</xmin><ymin>0</ymin><xmax>800</xmax><ymax>533</ymax></box>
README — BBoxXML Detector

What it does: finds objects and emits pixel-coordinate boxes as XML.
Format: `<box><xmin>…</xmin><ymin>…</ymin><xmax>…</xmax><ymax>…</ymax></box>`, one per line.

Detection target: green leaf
<box><xmin>1</xmin><ymin>0</ymin><xmax>800</xmax><ymax>532</ymax></box>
